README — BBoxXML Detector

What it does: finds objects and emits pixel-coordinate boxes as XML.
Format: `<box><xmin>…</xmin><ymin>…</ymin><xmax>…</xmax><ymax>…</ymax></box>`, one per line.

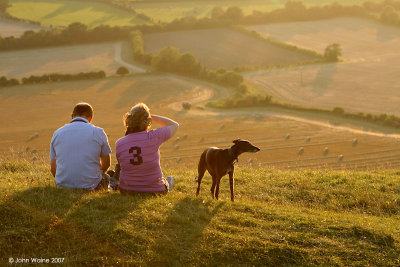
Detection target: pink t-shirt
<box><xmin>116</xmin><ymin>127</ymin><xmax>171</xmax><ymax>192</ymax></box>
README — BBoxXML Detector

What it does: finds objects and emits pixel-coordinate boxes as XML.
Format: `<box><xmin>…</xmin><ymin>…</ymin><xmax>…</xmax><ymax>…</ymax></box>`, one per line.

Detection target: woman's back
<box><xmin>116</xmin><ymin>127</ymin><xmax>171</xmax><ymax>192</ymax></box>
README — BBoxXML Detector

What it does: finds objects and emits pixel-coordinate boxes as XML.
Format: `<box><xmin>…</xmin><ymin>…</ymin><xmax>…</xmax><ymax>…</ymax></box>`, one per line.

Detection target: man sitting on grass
<box><xmin>49</xmin><ymin>102</ymin><xmax>112</xmax><ymax>190</ymax></box>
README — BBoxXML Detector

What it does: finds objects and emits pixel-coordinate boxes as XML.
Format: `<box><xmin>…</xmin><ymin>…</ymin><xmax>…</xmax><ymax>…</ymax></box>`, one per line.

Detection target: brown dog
<box><xmin>196</xmin><ymin>139</ymin><xmax>260</xmax><ymax>201</ymax></box>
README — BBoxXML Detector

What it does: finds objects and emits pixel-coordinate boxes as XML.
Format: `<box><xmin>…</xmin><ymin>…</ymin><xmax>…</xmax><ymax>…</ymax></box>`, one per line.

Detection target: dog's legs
<box><xmin>196</xmin><ymin>152</ymin><xmax>207</xmax><ymax>196</ymax></box>
<box><xmin>228</xmin><ymin>171</ymin><xmax>234</xmax><ymax>202</ymax></box>
<box><xmin>210</xmin><ymin>176</ymin><xmax>216</xmax><ymax>199</ymax></box>
<box><xmin>215</xmin><ymin>177</ymin><xmax>222</xmax><ymax>200</ymax></box>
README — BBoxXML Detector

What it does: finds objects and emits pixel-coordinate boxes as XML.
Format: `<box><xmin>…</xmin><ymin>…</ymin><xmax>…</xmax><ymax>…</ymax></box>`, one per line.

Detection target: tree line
<box><xmin>130</xmin><ymin>31</ymin><xmax>247</xmax><ymax>93</ymax></box>
<box><xmin>0</xmin><ymin>23</ymin><xmax>130</xmax><ymax>51</ymax></box>
<box><xmin>132</xmin><ymin>0</ymin><xmax>400</xmax><ymax>33</ymax></box>
<box><xmin>210</xmin><ymin>94</ymin><xmax>400</xmax><ymax>129</ymax></box>
<box><xmin>0</xmin><ymin>71</ymin><xmax>106</xmax><ymax>87</ymax></box>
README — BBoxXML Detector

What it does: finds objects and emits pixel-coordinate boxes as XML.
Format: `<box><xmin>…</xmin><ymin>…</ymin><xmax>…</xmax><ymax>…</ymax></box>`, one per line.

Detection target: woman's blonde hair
<box><xmin>124</xmin><ymin>103</ymin><xmax>152</xmax><ymax>134</ymax></box>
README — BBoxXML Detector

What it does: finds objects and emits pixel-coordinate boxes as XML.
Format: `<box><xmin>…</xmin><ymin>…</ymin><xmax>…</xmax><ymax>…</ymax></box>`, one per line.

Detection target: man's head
<box><xmin>72</xmin><ymin>102</ymin><xmax>94</xmax><ymax>122</ymax></box>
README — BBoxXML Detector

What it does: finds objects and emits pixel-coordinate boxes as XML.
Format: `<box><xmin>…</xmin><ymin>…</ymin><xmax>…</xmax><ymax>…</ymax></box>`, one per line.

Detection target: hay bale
<box><xmin>285</xmin><ymin>133</ymin><xmax>290</xmax><ymax>140</ymax></box>
<box><xmin>298</xmin><ymin>147</ymin><xmax>304</xmax><ymax>155</ymax></box>
<box><xmin>176</xmin><ymin>157</ymin><xmax>182</xmax><ymax>163</ymax></box>
<box><xmin>323</xmin><ymin>147</ymin><xmax>329</xmax><ymax>156</ymax></box>
<box><xmin>182</xmin><ymin>134</ymin><xmax>188</xmax><ymax>140</ymax></box>
<box><xmin>175</xmin><ymin>137</ymin><xmax>180</xmax><ymax>143</ymax></box>
<box><xmin>338</xmin><ymin>154</ymin><xmax>344</xmax><ymax>161</ymax></box>
<box><xmin>174</xmin><ymin>144</ymin><xmax>179</xmax><ymax>150</ymax></box>
<box><xmin>305</xmin><ymin>136</ymin><xmax>311</xmax><ymax>143</ymax></box>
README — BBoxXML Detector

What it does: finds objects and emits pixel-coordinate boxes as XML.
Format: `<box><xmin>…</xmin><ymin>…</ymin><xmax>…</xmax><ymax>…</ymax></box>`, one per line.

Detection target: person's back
<box><xmin>50</xmin><ymin>103</ymin><xmax>111</xmax><ymax>190</ymax></box>
<box><xmin>116</xmin><ymin>126</ymin><xmax>171</xmax><ymax>192</ymax></box>
<box><xmin>115</xmin><ymin>103</ymin><xmax>178</xmax><ymax>193</ymax></box>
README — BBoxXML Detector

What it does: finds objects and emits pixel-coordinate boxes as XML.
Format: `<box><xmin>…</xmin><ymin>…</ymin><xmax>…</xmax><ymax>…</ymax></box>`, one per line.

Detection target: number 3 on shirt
<box><xmin>129</xmin><ymin>146</ymin><xmax>143</xmax><ymax>165</ymax></box>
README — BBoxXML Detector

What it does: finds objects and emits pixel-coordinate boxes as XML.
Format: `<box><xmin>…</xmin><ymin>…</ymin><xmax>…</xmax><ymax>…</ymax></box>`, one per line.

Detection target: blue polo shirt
<box><xmin>50</xmin><ymin>117</ymin><xmax>112</xmax><ymax>190</ymax></box>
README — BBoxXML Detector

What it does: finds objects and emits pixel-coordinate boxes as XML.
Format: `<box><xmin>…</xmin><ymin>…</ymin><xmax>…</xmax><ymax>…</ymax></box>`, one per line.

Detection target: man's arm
<box><xmin>151</xmin><ymin>115</ymin><xmax>179</xmax><ymax>136</ymax></box>
<box><xmin>50</xmin><ymin>159</ymin><xmax>57</xmax><ymax>177</ymax></box>
<box><xmin>100</xmin><ymin>154</ymin><xmax>111</xmax><ymax>173</ymax></box>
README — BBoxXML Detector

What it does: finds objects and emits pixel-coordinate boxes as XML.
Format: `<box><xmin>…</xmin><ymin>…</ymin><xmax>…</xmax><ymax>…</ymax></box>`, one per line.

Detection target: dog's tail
<box><xmin>195</xmin><ymin>150</ymin><xmax>207</xmax><ymax>183</ymax></box>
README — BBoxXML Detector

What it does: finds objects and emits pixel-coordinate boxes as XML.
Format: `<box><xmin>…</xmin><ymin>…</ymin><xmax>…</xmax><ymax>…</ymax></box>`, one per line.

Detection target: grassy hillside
<box><xmin>7</xmin><ymin>0</ymin><xmax>150</xmax><ymax>28</ymax></box>
<box><xmin>1</xmin><ymin>158</ymin><xmax>399</xmax><ymax>265</ymax></box>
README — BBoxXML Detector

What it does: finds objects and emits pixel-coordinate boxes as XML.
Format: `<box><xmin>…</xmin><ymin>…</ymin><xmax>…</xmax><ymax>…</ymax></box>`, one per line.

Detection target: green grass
<box><xmin>1</xmin><ymin>158</ymin><xmax>400</xmax><ymax>265</ymax></box>
<box><xmin>130</xmin><ymin>0</ymin><xmax>373</xmax><ymax>23</ymax></box>
<box><xmin>7</xmin><ymin>0</ymin><xmax>150</xmax><ymax>28</ymax></box>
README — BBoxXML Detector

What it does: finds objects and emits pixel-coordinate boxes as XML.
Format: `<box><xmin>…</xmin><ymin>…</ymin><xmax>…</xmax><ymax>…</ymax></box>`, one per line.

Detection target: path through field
<box><xmin>114</xmin><ymin>42</ymin><xmax>146</xmax><ymax>73</ymax></box>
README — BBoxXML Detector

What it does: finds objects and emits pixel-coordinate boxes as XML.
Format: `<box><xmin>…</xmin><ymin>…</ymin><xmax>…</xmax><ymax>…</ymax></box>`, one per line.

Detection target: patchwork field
<box><xmin>1</xmin><ymin>74</ymin><xmax>400</xmax><ymax>172</ymax></box>
<box><xmin>0</xmin><ymin>42</ymin><xmax>144</xmax><ymax>78</ymax></box>
<box><xmin>0</xmin><ymin>17</ymin><xmax>43</xmax><ymax>37</ymax></box>
<box><xmin>7</xmin><ymin>0</ymin><xmax>150</xmax><ymax>28</ymax></box>
<box><xmin>245</xmin><ymin>18</ymin><xmax>400</xmax><ymax>116</ymax></box>
<box><xmin>143</xmin><ymin>28</ymin><xmax>315</xmax><ymax>69</ymax></box>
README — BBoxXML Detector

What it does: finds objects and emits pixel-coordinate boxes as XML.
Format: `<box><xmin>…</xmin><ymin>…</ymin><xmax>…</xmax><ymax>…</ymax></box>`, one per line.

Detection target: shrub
<box><xmin>324</xmin><ymin>43</ymin><xmax>342</xmax><ymax>61</ymax></box>
<box><xmin>116</xmin><ymin>66</ymin><xmax>130</xmax><ymax>75</ymax></box>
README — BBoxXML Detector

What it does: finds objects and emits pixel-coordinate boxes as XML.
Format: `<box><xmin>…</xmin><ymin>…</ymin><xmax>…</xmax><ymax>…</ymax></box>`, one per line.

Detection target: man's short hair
<box><xmin>72</xmin><ymin>102</ymin><xmax>93</xmax><ymax>118</ymax></box>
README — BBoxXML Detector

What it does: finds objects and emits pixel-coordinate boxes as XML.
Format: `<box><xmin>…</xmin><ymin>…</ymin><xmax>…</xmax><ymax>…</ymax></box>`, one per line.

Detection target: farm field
<box><xmin>1</xmin><ymin>74</ymin><xmax>400</xmax><ymax>172</ymax></box>
<box><xmin>0</xmin><ymin>42</ymin><xmax>144</xmax><ymax>78</ymax></box>
<box><xmin>7</xmin><ymin>0</ymin><xmax>150</xmax><ymax>28</ymax></box>
<box><xmin>130</xmin><ymin>0</ymin><xmax>371</xmax><ymax>23</ymax></box>
<box><xmin>143</xmin><ymin>28</ymin><xmax>315</xmax><ymax>69</ymax></box>
<box><xmin>245</xmin><ymin>18</ymin><xmax>400</xmax><ymax>116</ymax></box>
<box><xmin>0</xmin><ymin>17</ymin><xmax>43</xmax><ymax>37</ymax></box>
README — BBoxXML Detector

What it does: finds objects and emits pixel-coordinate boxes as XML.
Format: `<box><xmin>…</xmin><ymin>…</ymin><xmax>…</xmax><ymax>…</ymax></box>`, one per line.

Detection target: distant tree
<box><xmin>380</xmin><ymin>5</ymin><xmax>400</xmax><ymax>24</ymax></box>
<box><xmin>116</xmin><ymin>66</ymin><xmax>130</xmax><ymax>75</ymax></box>
<box><xmin>332</xmin><ymin>107</ymin><xmax>345</xmax><ymax>114</ymax></box>
<box><xmin>324</xmin><ymin>43</ymin><xmax>342</xmax><ymax>61</ymax></box>
<box><xmin>284</xmin><ymin>1</ymin><xmax>307</xmax><ymax>14</ymax></box>
<box><xmin>176</xmin><ymin>52</ymin><xmax>201</xmax><ymax>75</ymax></box>
<box><xmin>211</xmin><ymin>6</ymin><xmax>224</xmax><ymax>21</ymax></box>
<box><xmin>0</xmin><ymin>0</ymin><xmax>10</xmax><ymax>12</ymax></box>
<box><xmin>151</xmin><ymin>46</ymin><xmax>180</xmax><ymax>72</ymax></box>
<box><xmin>223</xmin><ymin>6</ymin><xmax>244</xmax><ymax>23</ymax></box>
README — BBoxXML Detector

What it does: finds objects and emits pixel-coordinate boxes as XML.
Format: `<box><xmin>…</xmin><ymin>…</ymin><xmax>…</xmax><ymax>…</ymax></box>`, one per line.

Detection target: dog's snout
<box><xmin>252</xmin><ymin>147</ymin><xmax>260</xmax><ymax>152</ymax></box>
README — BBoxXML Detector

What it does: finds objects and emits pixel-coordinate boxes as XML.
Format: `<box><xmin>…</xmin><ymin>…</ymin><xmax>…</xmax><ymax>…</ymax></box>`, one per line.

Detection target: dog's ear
<box><xmin>233</xmin><ymin>139</ymin><xmax>241</xmax><ymax>144</ymax></box>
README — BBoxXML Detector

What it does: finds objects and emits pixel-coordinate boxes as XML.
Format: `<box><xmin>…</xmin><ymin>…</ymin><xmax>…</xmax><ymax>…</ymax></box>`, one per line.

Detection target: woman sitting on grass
<box><xmin>115</xmin><ymin>103</ymin><xmax>179</xmax><ymax>194</ymax></box>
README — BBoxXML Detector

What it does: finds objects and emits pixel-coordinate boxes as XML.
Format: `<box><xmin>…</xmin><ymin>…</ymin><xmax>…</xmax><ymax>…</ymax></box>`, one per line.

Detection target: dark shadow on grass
<box><xmin>149</xmin><ymin>197</ymin><xmax>224</xmax><ymax>265</ymax></box>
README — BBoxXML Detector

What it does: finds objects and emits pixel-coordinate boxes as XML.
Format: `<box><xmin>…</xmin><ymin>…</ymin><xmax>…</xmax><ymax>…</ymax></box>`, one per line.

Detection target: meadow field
<box><xmin>143</xmin><ymin>28</ymin><xmax>315</xmax><ymax>69</ymax></box>
<box><xmin>0</xmin><ymin>17</ymin><xmax>43</xmax><ymax>37</ymax></box>
<box><xmin>0</xmin><ymin>42</ymin><xmax>144</xmax><ymax>78</ymax></box>
<box><xmin>130</xmin><ymin>0</ymin><xmax>371</xmax><ymax>23</ymax></box>
<box><xmin>7</xmin><ymin>0</ymin><xmax>150</xmax><ymax>28</ymax></box>
<box><xmin>245</xmin><ymin>18</ymin><xmax>400</xmax><ymax>116</ymax></box>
